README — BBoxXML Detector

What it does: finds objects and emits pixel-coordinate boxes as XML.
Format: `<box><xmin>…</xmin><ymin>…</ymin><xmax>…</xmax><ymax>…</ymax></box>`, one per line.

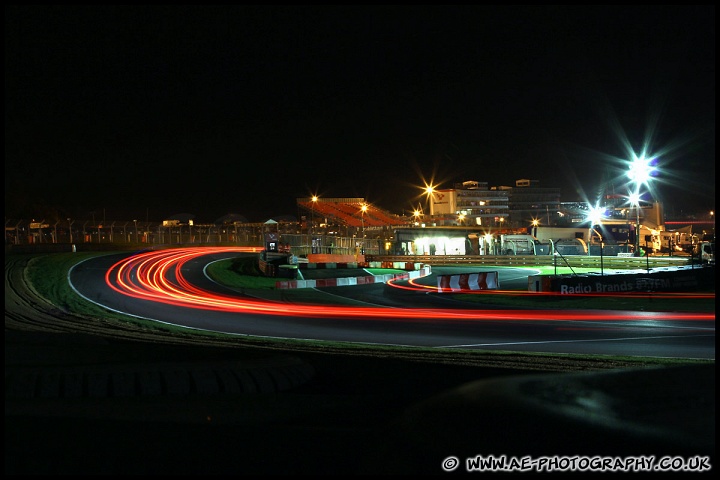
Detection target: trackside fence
<box><xmin>366</xmin><ymin>254</ymin><xmax>695</xmax><ymax>270</ymax></box>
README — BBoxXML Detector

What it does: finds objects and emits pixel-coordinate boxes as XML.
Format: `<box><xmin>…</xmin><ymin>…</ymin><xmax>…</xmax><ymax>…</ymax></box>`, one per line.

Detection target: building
<box><xmin>426</xmin><ymin>181</ymin><xmax>509</xmax><ymax>227</ymax></box>
<box><xmin>426</xmin><ymin>179</ymin><xmax>560</xmax><ymax>229</ymax></box>
<box><xmin>501</xmin><ymin>179</ymin><xmax>561</xmax><ymax>228</ymax></box>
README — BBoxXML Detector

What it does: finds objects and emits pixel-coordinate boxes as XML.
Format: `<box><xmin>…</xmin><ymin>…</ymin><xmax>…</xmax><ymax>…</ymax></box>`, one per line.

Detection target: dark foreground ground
<box><xmin>5</xmin><ymin>257</ymin><xmax>716</xmax><ymax>476</ymax></box>
<box><xmin>5</xmin><ymin>329</ymin><xmax>715</xmax><ymax>476</ymax></box>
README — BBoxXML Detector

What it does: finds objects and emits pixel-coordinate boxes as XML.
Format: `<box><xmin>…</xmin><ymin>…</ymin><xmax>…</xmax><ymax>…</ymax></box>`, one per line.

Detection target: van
<box><xmin>697</xmin><ymin>242</ymin><xmax>715</xmax><ymax>264</ymax></box>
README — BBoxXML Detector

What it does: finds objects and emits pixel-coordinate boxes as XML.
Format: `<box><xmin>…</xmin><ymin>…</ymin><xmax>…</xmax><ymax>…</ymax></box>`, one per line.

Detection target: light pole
<box><xmin>711</xmin><ymin>210</ymin><xmax>715</xmax><ymax>242</ymax></box>
<box><xmin>308</xmin><ymin>195</ymin><xmax>317</xmax><ymax>253</ymax></box>
<box><xmin>483</xmin><ymin>233</ymin><xmax>493</xmax><ymax>256</ymax></box>
<box><xmin>311</xmin><ymin>195</ymin><xmax>318</xmax><ymax>237</ymax></box>
<box><xmin>532</xmin><ymin>219</ymin><xmax>539</xmax><ymax>237</ymax></box>
<box><xmin>586</xmin><ymin>205</ymin><xmax>604</xmax><ymax>272</ymax></box>
<box><xmin>627</xmin><ymin>154</ymin><xmax>656</xmax><ymax>257</ymax></box>
<box><xmin>628</xmin><ymin>192</ymin><xmax>642</xmax><ymax>256</ymax></box>
<box><xmin>133</xmin><ymin>219</ymin><xmax>138</xmax><ymax>244</ymax></box>
<box><xmin>67</xmin><ymin>218</ymin><xmax>73</xmax><ymax>243</ymax></box>
<box><xmin>422</xmin><ymin>183</ymin><xmax>436</xmax><ymax>219</ymax></box>
<box><xmin>360</xmin><ymin>203</ymin><xmax>368</xmax><ymax>254</ymax></box>
<box><xmin>635</xmin><ymin>197</ymin><xmax>640</xmax><ymax>257</ymax></box>
<box><xmin>596</xmin><ymin>227</ymin><xmax>604</xmax><ymax>275</ymax></box>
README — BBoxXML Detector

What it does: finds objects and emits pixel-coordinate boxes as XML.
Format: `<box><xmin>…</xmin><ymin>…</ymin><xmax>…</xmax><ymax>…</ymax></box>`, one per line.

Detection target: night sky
<box><xmin>5</xmin><ymin>5</ymin><xmax>715</xmax><ymax>223</ymax></box>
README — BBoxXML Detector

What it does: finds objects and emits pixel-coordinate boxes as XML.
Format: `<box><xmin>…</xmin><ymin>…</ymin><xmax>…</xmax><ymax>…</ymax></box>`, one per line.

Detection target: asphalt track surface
<box><xmin>70</xmin><ymin>249</ymin><xmax>715</xmax><ymax>360</ymax></box>
<box><xmin>5</xmin><ymin>251</ymin><xmax>716</xmax><ymax>475</ymax></box>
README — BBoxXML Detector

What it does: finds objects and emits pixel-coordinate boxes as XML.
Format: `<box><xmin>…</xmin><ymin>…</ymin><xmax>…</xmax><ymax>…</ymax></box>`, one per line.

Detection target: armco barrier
<box><xmin>276</xmin><ymin>266</ymin><xmax>432</xmax><ymax>289</ymax></box>
<box><xmin>437</xmin><ymin>272</ymin><xmax>499</xmax><ymax>292</ymax></box>
<box><xmin>367</xmin><ymin>254</ymin><xmax>692</xmax><ymax>269</ymax></box>
<box><xmin>300</xmin><ymin>261</ymin><xmax>422</xmax><ymax>270</ymax></box>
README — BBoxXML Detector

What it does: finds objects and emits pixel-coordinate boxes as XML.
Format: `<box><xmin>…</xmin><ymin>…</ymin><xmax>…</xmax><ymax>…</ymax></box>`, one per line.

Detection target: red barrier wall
<box><xmin>307</xmin><ymin>254</ymin><xmax>365</xmax><ymax>263</ymax></box>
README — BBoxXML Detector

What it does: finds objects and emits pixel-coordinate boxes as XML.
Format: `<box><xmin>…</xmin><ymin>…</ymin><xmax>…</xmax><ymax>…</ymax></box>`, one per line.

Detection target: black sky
<box><xmin>5</xmin><ymin>5</ymin><xmax>715</xmax><ymax>223</ymax></box>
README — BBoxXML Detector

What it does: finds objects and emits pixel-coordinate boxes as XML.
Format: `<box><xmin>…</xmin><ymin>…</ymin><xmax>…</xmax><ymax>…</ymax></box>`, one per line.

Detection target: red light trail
<box><xmin>105</xmin><ymin>247</ymin><xmax>715</xmax><ymax>322</ymax></box>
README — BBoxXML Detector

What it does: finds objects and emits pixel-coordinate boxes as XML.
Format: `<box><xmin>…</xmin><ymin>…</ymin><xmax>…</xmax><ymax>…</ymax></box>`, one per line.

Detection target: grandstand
<box><xmin>297</xmin><ymin>198</ymin><xmax>408</xmax><ymax>229</ymax></box>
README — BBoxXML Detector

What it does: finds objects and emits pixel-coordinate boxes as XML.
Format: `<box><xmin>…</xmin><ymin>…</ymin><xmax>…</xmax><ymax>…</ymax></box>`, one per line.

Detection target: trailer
<box><xmin>500</xmin><ymin>234</ymin><xmax>551</xmax><ymax>255</ymax></box>
<box><xmin>531</xmin><ymin>224</ymin><xmax>645</xmax><ymax>255</ymax></box>
<box><xmin>531</xmin><ymin>226</ymin><xmax>587</xmax><ymax>244</ymax></box>
<box><xmin>659</xmin><ymin>230</ymin><xmax>698</xmax><ymax>254</ymax></box>
<box><xmin>554</xmin><ymin>238</ymin><xmax>588</xmax><ymax>255</ymax></box>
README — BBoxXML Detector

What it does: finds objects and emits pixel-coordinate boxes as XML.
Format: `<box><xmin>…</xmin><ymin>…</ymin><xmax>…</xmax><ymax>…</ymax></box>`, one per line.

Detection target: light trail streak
<box><xmin>105</xmin><ymin>247</ymin><xmax>715</xmax><ymax>322</ymax></box>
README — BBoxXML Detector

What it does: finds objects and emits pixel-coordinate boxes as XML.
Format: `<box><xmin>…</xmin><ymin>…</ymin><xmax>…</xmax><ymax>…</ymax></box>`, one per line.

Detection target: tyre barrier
<box><xmin>437</xmin><ymin>271</ymin><xmax>499</xmax><ymax>292</ymax></box>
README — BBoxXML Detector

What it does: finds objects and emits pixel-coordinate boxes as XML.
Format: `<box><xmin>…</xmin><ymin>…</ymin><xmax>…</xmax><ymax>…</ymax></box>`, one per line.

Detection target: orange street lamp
<box><xmin>413</xmin><ymin>208</ymin><xmax>422</xmax><ymax>225</ymax></box>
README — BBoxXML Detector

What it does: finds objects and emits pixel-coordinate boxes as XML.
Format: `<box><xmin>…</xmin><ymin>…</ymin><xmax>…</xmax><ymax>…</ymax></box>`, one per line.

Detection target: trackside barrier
<box><xmin>367</xmin><ymin>255</ymin><xmax>691</xmax><ymax>269</ymax></box>
<box><xmin>527</xmin><ymin>265</ymin><xmax>715</xmax><ymax>293</ymax></box>
<box><xmin>300</xmin><ymin>261</ymin><xmax>423</xmax><ymax>270</ymax></box>
<box><xmin>307</xmin><ymin>254</ymin><xmax>363</xmax><ymax>264</ymax></box>
<box><xmin>301</xmin><ymin>262</ymin><xmax>354</xmax><ymax>269</ymax></box>
<box><xmin>437</xmin><ymin>272</ymin><xmax>499</xmax><ymax>292</ymax></box>
<box><xmin>276</xmin><ymin>266</ymin><xmax>432</xmax><ymax>289</ymax></box>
